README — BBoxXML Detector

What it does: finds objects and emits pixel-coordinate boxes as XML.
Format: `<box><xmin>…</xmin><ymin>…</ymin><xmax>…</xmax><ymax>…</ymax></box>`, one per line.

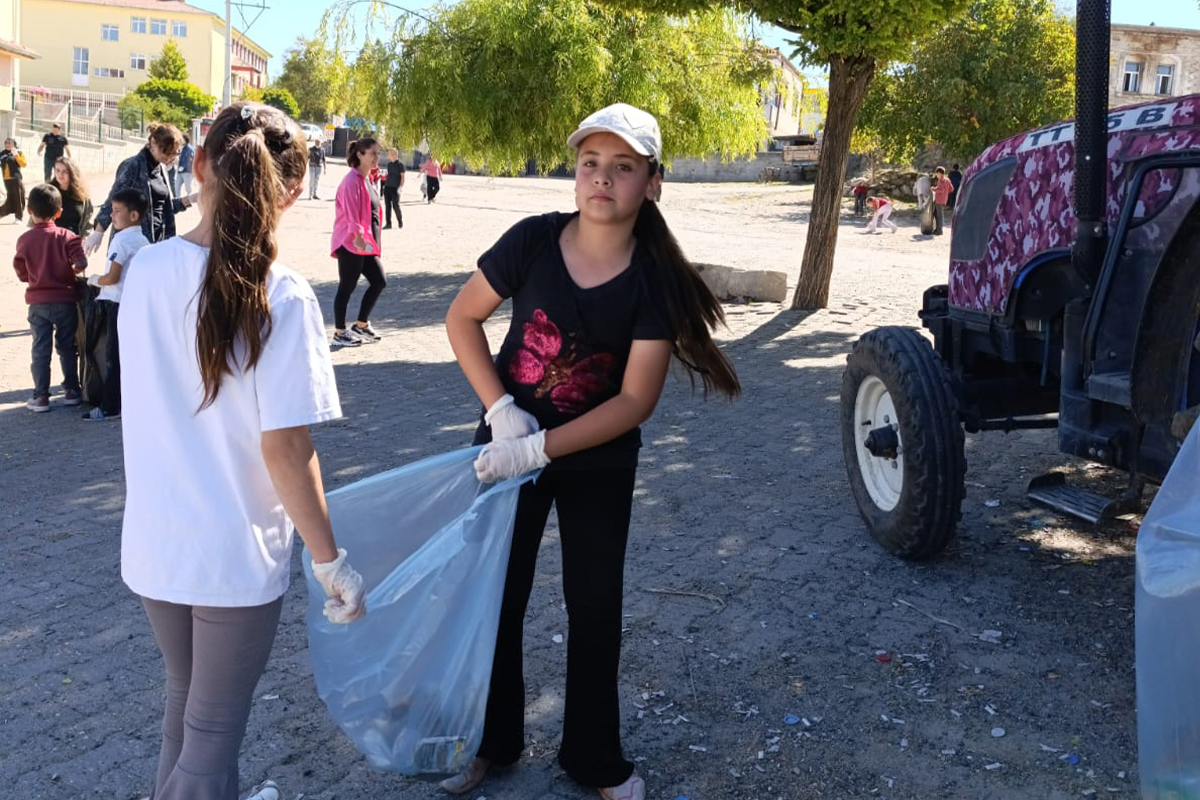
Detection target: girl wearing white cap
<box><xmin>444</xmin><ymin>103</ymin><xmax>740</xmax><ymax>800</ymax></box>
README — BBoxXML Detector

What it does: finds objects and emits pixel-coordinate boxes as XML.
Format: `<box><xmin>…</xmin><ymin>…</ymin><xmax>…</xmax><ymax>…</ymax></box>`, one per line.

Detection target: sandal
<box><xmin>439</xmin><ymin>757</ymin><xmax>490</xmax><ymax>795</ymax></box>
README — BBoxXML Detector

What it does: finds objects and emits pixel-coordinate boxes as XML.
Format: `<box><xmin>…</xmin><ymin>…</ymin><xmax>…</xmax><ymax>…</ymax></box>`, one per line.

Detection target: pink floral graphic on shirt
<box><xmin>510</xmin><ymin>309</ymin><xmax>615</xmax><ymax>415</ymax></box>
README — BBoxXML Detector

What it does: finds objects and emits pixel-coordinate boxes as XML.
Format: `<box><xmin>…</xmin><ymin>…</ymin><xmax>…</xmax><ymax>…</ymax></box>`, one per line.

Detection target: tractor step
<box><xmin>1026</xmin><ymin>472</ymin><xmax>1131</xmax><ymax>524</ymax></box>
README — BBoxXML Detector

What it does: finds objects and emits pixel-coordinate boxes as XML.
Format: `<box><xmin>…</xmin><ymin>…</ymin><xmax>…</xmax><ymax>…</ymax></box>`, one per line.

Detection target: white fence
<box><xmin>16</xmin><ymin>88</ymin><xmax>142</xmax><ymax>143</ymax></box>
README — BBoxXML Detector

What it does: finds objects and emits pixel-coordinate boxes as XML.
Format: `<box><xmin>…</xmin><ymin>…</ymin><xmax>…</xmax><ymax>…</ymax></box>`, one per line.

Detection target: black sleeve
<box><xmin>477</xmin><ymin>214</ymin><xmax>552</xmax><ymax>299</ymax></box>
<box><xmin>41</xmin><ymin>134</ymin><xmax>49</xmax><ymax>145</ymax></box>
<box><xmin>632</xmin><ymin>262</ymin><xmax>675</xmax><ymax>340</ymax></box>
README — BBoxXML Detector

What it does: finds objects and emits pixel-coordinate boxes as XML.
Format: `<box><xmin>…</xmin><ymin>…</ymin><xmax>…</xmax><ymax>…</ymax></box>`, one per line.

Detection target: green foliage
<box><xmin>260</xmin><ymin>86</ymin><xmax>302</xmax><ymax>119</ymax></box>
<box><xmin>275</xmin><ymin>37</ymin><xmax>348</xmax><ymax>122</ymax></box>
<box><xmin>331</xmin><ymin>0</ymin><xmax>770</xmax><ymax>174</ymax></box>
<box><xmin>132</xmin><ymin>78</ymin><xmax>215</xmax><ymax>123</ymax></box>
<box><xmin>856</xmin><ymin>0</ymin><xmax>1075</xmax><ymax>164</ymax></box>
<box><xmin>148</xmin><ymin>39</ymin><xmax>190</xmax><ymax>82</ymax></box>
<box><xmin>118</xmin><ymin>93</ymin><xmax>189</xmax><ymax>130</ymax></box>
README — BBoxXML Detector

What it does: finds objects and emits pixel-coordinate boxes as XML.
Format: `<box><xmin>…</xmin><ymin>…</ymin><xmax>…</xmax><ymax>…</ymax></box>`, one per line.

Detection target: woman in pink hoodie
<box><xmin>330</xmin><ymin>138</ymin><xmax>386</xmax><ymax>347</ymax></box>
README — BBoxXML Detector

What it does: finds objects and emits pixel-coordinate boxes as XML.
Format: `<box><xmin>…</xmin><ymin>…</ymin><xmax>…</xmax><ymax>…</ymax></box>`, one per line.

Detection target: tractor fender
<box><xmin>1130</xmin><ymin>198</ymin><xmax>1200</xmax><ymax>427</ymax></box>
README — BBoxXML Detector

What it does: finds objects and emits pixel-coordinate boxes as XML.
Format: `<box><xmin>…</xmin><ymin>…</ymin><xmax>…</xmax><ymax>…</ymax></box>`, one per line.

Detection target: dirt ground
<box><xmin>0</xmin><ymin>169</ymin><xmax>1140</xmax><ymax>800</ymax></box>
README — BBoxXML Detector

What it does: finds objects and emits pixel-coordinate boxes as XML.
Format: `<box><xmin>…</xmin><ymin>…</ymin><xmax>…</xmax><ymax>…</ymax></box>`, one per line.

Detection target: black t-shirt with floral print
<box><xmin>474</xmin><ymin>212</ymin><xmax>674</xmax><ymax>471</ymax></box>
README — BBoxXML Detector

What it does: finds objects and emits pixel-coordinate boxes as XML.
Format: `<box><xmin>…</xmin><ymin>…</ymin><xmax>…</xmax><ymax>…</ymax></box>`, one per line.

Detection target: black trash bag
<box><xmin>80</xmin><ymin>287</ymin><xmax>109</xmax><ymax>407</ymax></box>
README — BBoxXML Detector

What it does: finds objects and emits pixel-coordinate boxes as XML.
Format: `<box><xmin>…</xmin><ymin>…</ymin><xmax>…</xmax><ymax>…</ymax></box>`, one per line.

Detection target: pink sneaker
<box><xmin>599</xmin><ymin>772</ymin><xmax>645</xmax><ymax>800</ymax></box>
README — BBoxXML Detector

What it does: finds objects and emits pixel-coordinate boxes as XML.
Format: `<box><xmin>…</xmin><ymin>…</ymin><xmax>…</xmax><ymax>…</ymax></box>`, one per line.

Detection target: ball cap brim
<box><xmin>567</xmin><ymin>103</ymin><xmax>662</xmax><ymax>164</ymax></box>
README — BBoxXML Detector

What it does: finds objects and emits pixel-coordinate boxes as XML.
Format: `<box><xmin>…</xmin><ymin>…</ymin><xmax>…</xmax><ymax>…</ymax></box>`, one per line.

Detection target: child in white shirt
<box><xmin>84</xmin><ymin>187</ymin><xmax>149</xmax><ymax>420</ymax></box>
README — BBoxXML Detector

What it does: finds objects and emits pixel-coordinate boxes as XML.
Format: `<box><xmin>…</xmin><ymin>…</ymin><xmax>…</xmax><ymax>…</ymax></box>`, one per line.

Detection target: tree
<box><xmin>601</xmin><ymin>0</ymin><xmax>973</xmax><ymax>308</ymax></box>
<box><xmin>857</xmin><ymin>0</ymin><xmax>1075</xmax><ymax>165</ymax></box>
<box><xmin>148</xmin><ymin>39</ymin><xmax>189</xmax><ymax>82</ymax></box>
<box><xmin>128</xmin><ymin>78</ymin><xmax>216</xmax><ymax>129</ymax></box>
<box><xmin>275</xmin><ymin>36</ymin><xmax>348</xmax><ymax>122</ymax></box>
<box><xmin>331</xmin><ymin>0</ymin><xmax>771</xmax><ymax>175</ymax></box>
<box><xmin>246</xmin><ymin>86</ymin><xmax>302</xmax><ymax>119</ymax></box>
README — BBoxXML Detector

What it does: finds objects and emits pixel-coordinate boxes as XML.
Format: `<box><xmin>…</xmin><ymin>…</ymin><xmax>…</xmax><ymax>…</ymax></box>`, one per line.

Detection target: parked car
<box><xmin>299</xmin><ymin>123</ymin><xmax>330</xmax><ymax>154</ymax></box>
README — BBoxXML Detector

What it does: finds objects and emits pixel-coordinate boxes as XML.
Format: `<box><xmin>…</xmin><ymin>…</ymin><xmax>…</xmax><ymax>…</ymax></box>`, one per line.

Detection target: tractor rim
<box><xmin>854</xmin><ymin>375</ymin><xmax>904</xmax><ymax>511</ymax></box>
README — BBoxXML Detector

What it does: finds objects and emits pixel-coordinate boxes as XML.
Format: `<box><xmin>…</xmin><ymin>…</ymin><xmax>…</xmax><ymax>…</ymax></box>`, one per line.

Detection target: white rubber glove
<box><xmin>311</xmin><ymin>548</ymin><xmax>366</xmax><ymax>623</ymax></box>
<box><xmin>484</xmin><ymin>394</ymin><xmax>539</xmax><ymax>440</ymax></box>
<box><xmin>474</xmin><ymin>429</ymin><xmax>550</xmax><ymax>483</ymax></box>
<box><xmin>83</xmin><ymin>229</ymin><xmax>103</xmax><ymax>255</ymax></box>
<box><xmin>86</xmin><ymin>274</ymin><xmax>100</xmax><ymax>287</ymax></box>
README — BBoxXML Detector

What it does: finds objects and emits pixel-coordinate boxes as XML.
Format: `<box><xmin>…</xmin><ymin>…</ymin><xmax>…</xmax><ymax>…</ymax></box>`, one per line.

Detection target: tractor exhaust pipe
<box><xmin>1072</xmin><ymin>0</ymin><xmax>1111</xmax><ymax>284</ymax></box>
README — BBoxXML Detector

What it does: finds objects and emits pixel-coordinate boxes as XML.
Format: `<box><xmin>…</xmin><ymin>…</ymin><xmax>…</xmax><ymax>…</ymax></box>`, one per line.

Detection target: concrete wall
<box><xmin>13</xmin><ymin>132</ymin><xmax>142</xmax><ymax>178</ymax></box>
<box><xmin>669</xmin><ymin>151</ymin><xmax>782</xmax><ymax>183</ymax></box>
<box><xmin>1110</xmin><ymin>24</ymin><xmax>1200</xmax><ymax>109</ymax></box>
<box><xmin>667</xmin><ymin>150</ymin><xmax>822</xmax><ymax>183</ymax></box>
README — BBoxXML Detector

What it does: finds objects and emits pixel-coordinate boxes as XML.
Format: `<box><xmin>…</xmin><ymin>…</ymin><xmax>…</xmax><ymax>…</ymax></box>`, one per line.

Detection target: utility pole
<box><xmin>223</xmin><ymin>0</ymin><xmax>232</xmax><ymax>107</ymax></box>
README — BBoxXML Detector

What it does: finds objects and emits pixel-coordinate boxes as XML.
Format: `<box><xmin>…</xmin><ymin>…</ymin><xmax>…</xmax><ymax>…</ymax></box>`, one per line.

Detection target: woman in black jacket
<box><xmin>0</xmin><ymin>137</ymin><xmax>27</xmax><ymax>222</ymax></box>
<box><xmin>88</xmin><ymin>123</ymin><xmax>194</xmax><ymax>251</ymax></box>
<box><xmin>51</xmin><ymin>156</ymin><xmax>93</xmax><ymax>234</ymax></box>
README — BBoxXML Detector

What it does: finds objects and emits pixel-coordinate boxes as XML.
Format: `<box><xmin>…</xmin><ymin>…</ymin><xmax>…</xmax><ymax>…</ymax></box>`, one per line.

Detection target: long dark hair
<box><xmin>51</xmin><ymin>156</ymin><xmax>89</xmax><ymax>203</ymax></box>
<box><xmin>634</xmin><ymin>178</ymin><xmax>740</xmax><ymax>399</ymax></box>
<box><xmin>195</xmin><ymin>102</ymin><xmax>307</xmax><ymax>408</ymax></box>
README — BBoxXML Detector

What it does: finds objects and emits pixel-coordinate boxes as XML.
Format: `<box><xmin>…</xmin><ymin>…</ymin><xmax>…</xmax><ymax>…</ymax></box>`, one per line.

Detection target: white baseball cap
<box><xmin>567</xmin><ymin>103</ymin><xmax>662</xmax><ymax>164</ymax></box>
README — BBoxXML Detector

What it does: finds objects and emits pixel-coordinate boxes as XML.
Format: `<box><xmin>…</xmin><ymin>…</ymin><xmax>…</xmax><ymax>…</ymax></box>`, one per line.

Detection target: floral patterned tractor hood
<box><xmin>948</xmin><ymin>93</ymin><xmax>1200</xmax><ymax>314</ymax></box>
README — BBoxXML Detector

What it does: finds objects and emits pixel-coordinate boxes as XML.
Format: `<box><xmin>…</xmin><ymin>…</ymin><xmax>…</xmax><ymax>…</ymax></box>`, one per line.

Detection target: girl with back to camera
<box><xmin>118</xmin><ymin>102</ymin><xmax>366</xmax><ymax>800</ymax></box>
<box><xmin>443</xmin><ymin>103</ymin><xmax>740</xmax><ymax>800</ymax></box>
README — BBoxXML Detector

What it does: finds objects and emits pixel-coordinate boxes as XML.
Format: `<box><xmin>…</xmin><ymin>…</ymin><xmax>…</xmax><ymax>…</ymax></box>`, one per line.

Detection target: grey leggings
<box><xmin>141</xmin><ymin>596</ymin><xmax>283</xmax><ymax>800</ymax></box>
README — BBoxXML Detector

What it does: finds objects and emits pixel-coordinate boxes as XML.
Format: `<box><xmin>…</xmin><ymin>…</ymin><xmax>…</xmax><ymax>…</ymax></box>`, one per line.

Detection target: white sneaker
<box><xmin>599</xmin><ymin>772</ymin><xmax>645</xmax><ymax>800</ymax></box>
<box><xmin>244</xmin><ymin>780</ymin><xmax>280</xmax><ymax>800</ymax></box>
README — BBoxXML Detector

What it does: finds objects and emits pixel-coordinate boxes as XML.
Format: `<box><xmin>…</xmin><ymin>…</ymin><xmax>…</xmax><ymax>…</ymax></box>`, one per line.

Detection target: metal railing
<box><xmin>17</xmin><ymin>88</ymin><xmax>145</xmax><ymax>142</ymax></box>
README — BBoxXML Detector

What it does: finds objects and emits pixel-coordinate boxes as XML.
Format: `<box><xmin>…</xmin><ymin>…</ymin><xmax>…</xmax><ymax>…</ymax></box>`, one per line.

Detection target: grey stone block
<box><xmin>693</xmin><ymin>262</ymin><xmax>788</xmax><ymax>304</ymax></box>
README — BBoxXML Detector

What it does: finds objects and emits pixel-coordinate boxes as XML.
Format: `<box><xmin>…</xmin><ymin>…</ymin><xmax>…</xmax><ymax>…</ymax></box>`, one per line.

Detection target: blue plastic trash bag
<box><xmin>303</xmin><ymin>447</ymin><xmax>535</xmax><ymax>775</ymax></box>
<box><xmin>1137</xmin><ymin>421</ymin><xmax>1200</xmax><ymax>798</ymax></box>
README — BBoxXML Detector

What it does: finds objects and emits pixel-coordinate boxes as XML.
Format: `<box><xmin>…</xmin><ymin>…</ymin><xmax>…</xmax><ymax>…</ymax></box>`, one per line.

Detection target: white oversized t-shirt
<box><xmin>98</xmin><ymin>226</ymin><xmax>150</xmax><ymax>303</ymax></box>
<box><xmin>119</xmin><ymin>236</ymin><xmax>342</xmax><ymax>607</ymax></box>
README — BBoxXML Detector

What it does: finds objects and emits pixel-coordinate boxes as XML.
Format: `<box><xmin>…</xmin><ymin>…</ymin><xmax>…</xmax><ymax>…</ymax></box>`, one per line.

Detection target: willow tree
<box><xmin>601</xmin><ymin>0</ymin><xmax>972</xmax><ymax>308</ymax></box>
<box><xmin>331</xmin><ymin>0</ymin><xmax>772</xmax><ymax>173</ymax></box>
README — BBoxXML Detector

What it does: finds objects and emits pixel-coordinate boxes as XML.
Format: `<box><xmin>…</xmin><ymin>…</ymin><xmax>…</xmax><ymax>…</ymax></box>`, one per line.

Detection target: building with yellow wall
<box><xmin>20</xmin><ymin>0</ymin><xmax>268</xmax><ymax>100</ymax></box>
<box><xmin>0</xmin><ymin>0</ymin><xmax>40</xmax><ymax>136</ymax></box>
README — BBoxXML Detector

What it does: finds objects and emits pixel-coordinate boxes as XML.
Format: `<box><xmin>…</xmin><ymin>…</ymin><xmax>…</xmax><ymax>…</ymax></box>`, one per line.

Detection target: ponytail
<box><xmin>195</xmin><ymin>103</ymin><xmax>308</xmax><ymax>408</ymax></box>
<box><xmin>634</xmin><ymin>199</ymin><xmax>741</xmax><ymax>399</ymax></box>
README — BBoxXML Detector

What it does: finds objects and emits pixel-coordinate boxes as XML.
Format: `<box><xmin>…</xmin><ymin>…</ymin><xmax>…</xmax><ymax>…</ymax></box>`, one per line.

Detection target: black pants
<box><xmin>425</xmin><ymin>175</ymin><xmax>440</xmax><ymax>202</ymax></box>
<box><xmin>100</xmin><ymin>300</ymin><xmax>121</xmax><ymax>415</ymax></box>
<box><xmin>0</xmin><ymin>176</ymin><xmax>24</xmax><ymax>219</ymax></box>
<box><xmin>333</xmin><ymin>246</ymin><xmax>386</xmax><ymax>330</ymax></box>
<box><xmin>478</xmin><ymin>467</ymin><xmax>637</xmax><ymax>788</ymax></box>
<box><xmin>934</xmin><ymin>203</ymin><xmax>946</xmax><ymax>234</ymax></box>
<box><xmin>44</xmin><ymin>156</ymin><xmax>55</xmax><ymax>182</ymax></box>
<box><xmin>383</xmin><ymin>186</ymin><xmax>402</xmax><ymax>227</ymax></box>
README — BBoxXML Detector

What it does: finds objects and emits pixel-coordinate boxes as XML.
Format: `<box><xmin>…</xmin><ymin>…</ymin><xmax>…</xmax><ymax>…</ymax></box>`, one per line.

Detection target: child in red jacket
<box><xmin>13</xmin><ymin>183</ymin><xmax>88</xmax><ymax>411</ymax></box>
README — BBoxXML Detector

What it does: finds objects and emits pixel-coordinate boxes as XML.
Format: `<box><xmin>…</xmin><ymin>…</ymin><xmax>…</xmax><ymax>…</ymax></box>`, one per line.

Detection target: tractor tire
<box><xmin>841</xmin><ymin>326</ymin><xmax>966</xmax><ymax>559</ymax></box>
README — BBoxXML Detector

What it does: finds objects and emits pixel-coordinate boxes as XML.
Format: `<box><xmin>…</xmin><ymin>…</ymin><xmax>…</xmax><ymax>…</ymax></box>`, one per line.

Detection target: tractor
<box><xmin>840</xmin><ymin>0</ymin><xmax>1200</xmax><ymax>559</ymax></box>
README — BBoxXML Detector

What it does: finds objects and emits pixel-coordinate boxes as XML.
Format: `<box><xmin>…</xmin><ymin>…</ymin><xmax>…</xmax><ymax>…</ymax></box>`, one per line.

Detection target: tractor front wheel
<box><xmin>841</xmin><ymin>327</ymin><xmax>966</xmax><ymax>559</ymax></box>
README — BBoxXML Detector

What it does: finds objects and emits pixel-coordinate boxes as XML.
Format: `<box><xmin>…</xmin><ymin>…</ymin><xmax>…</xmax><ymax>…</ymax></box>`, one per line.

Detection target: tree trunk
<box><xmin>791</xmin><ymin>54</ymin><xmax>877</xmax><ymax>310</ymax></box>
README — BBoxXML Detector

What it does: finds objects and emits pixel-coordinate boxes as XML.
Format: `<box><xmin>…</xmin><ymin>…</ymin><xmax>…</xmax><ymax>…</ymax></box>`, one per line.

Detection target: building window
<box><xmin>150</xmin><ymin>18</ymin><xmax>167</xmax><ymax>35</ymax></box>
<box><xmin>130</xmin><ymin>53</ymin><xmax>146</xmax><ymax>70</ymax></box>
<box><xmin>94</xmin><ymin>66</ymin><xmax>125</xmax><ymax>78</ymax></box>
<box><xmin>1122</xmin><ymin>60</ymin><xmax>1143</xmax><ymax>93</ymax></box>
<box><xmin>172</xmin><ymin>21</ymin><xmax>187</xmax><ymax>37</ymax></box>
<box><xmin>102</xmin><ymin>24</ymin><xmax>119</xmax><ymax>41</ymax></box>
<box><xmin>131</xmin><ymin>16</ymin><xmax>146</xmax><ymax>33</ymax></box>
<box><xmin>72</xmin><ymin>46</ymin><xmax>89</xmax><ymax>85</ymax></box>
<box><xmin>1156</xmin><ymin>64</ymin><xmax>1175</xmax><ymax>95</ymax></box>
